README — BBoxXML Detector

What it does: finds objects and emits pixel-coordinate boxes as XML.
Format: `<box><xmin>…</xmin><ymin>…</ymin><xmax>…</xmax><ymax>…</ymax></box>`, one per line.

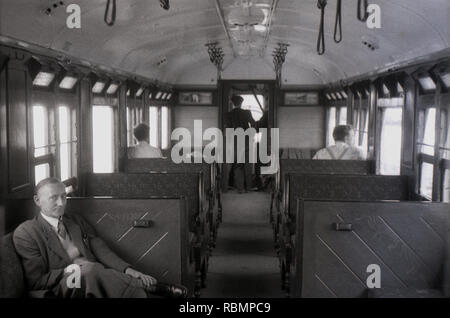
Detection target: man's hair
<box><xmin>231</xmin><ymin>95</ymin><xmax>244</xmax><ymax>107</ymax></box>
<box><xmin>35</xmin><ymin>177</ymin><xmax>63</xmax><ymax>195</ymax></box>
<box><xmin>333</xmin><ymin>125</ymin><xmax>353</xmax><ymax>142</ymax></box>
<box><xmin>133</xmin><ymin>123</ymin><xmax>150</xmax><ymax>142</ymax></box>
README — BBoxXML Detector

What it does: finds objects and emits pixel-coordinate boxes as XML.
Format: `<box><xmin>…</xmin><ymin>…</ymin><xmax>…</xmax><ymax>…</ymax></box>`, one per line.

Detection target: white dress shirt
<box><xmin>313</xmin><ymin>141</ymin><xmax>365</xmax><ymax>160</ymax></box>
<box><xmin>127</xmin><ymin>141</ymin><xmax>163</xmax><ymax>159</ymax></box>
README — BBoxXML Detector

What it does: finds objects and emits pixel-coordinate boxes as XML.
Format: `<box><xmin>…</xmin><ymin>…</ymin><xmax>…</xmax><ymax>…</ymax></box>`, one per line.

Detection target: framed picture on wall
<box><xmin>178</xmin><ymin>91</ymin><xmax>213</xmax><ymax>105</ymax></box>
<box><xmin>284</xmin><ymin>92</ymin><xmax>319</xmax><ymax>106</ymax></box>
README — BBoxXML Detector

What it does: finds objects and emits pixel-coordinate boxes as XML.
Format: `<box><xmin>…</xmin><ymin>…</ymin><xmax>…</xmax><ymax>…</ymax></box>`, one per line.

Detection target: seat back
<box><xmin>292</xmin><ymin>200</ymin><xmax>450</xmax><ymax>297</ymax></box>
<box><xmin>0</xmin><ymin>233</ymin><xmax>25</xmax><ymax>298</ymax></box>
<box><xmin>286</xmin><ymin>174</ymin><xmax>410</xmax><ymax>220</ymax></box>
<box><xmin>84</xmin><ymin>172</ymin><xmax>203</xmax><ymax>233</ymax></box>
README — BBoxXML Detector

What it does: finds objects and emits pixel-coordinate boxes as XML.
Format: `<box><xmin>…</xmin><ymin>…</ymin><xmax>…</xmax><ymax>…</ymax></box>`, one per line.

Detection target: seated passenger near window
<box><xmin>127</xmin><ymin>123</ymin><xmax>163</xmax><ymax>158</ymax></box>
<box><xmin>313</xmin><ymin>125</ymin><xmax>365</xmax><ymax>160</ymax></box>
<box><xmin>13</xmin><ymin>178</ymin><xmax>187</xmax><ymax>298</ymax></box>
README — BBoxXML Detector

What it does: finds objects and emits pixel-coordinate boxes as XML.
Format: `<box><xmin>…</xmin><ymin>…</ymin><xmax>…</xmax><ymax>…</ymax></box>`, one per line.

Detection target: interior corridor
<box><xmin>202</xmin><ymin>191</ymin><xmax>284</xmax><ymax>298</ymax></box>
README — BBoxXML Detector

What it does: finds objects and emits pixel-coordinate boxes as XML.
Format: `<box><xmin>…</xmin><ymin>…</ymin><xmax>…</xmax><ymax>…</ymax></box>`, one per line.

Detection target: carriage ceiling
<box><xmin>0</xmin><ymin>0</ymin><xmax>449</xmax><ymax>86</ymax></box>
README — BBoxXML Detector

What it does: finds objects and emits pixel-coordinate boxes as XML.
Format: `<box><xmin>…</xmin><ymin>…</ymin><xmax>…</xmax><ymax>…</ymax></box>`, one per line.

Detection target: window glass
<box><xmin>356</xmin><ymin>108</ymin><xmax>369</xmax><ymax>156</ymax></box>
<box><xmin>58</xmin><ymin>106</ymin><xmax>71</xmax><ymax>181</ymax></box>
<box><xmin>440</xmin><ymin>109</ymin><xmax>449</xmax><ymax>159</ymax></box>
<box><xmin>161</xmin><ymin>107</ymin><xmax>169</xmax><ymax>150</ymax></box>
<box><xmin>126</xmin><ymin>107</ymin><xmax>132</xmax><ymax>147</ymax></box>
<box><xmin>33</xmin><ymin>106</ymin><xmax>49</xmax><ymax>157</ymax></box>
<box><xmin>379</xmin><ymin>108</ymin><xmax>403</xmax><ymax>175</ymax></box>
<box><xmin>92</xmin><ymin>106</ymin><xmax>114</xmax><ymax>173</ymax></box>
<box><xmin>444</xmin><ymin>170</ymin><xmax>450</xmax><ymax>203</ymax></box>
<box><xmin>149</xmin><ymin>106</ymin><xmax>159</xmax><ymax>148</ymax></box>
<box><xmin>35</xmin><ymin>163</ymin><xmax>50</xmax><ymax>185</ymax></box>
<box><xmin>241</xmin><ymin>94</ymin><xmax>264</xmax><ymax>121</ymax></box>
<box><xmin>338</xmin><ymin>107</ymin><xmax>347</xmax><ymax>125</ymax></box>
<box><xmin>327</xmin><ymin>107</ymin><xmax>337</xmax><ymax>146</ymax></box>
<box><xmin>420</xmin><ymin>108</ymin><xmax>436</xmax><ymax>156</ymax></box>
<box><xmin>420</xmin><ymin>162</ymin><xmax>434</xmax><ymax>199</ymax></box>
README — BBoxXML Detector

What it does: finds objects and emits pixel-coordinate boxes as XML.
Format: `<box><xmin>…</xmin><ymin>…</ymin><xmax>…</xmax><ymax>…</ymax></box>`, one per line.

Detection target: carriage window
<box><xmin>33</xmin><ymin>106</ymin><xmax>49</xmax><ymax>157</ymax></box>
<box><xmin>161</xmin><ymin>106</ymin><xmax>169</xmax><ymax>150</ymax></box>
<box><xmin>417</xmin><ymin>107</ymin><xmax>436</xmax><ymax>199</ymax></box>
<box><xmin>126</xmin><ymin>107</ymin><xmax>132</xmax><ymax>146</ymax></box>
<box><xmin>418</xmin><ymin>108</ymin><xmax>436</xmax><ymax>156</ymax></box>
<box><xmin>92</xmin><ymin>106</ymin><xmax>114</xmax><ymax>173</ymax></box>
<box><xmin>440</xmin><ymin>109</ymin><xmax>449</xmax><ymax>159</ymax></box>
<box><xmin>33</xmin><ymin>105</ymin><xmax>52</xmax><ymax>184</ymax></box>
<box><xmin>356</xmin><ymin>108</ymin><xmax>369</xmax><ymax>156</ymax></box>
<box><xmin>35</xmin><ymin>163</ymin><xmax>50</xmax><ymax>185</ymax></box>
<box><xmin>327</xmin><ymin>107</ymin><xmax>337</xmax><ymax>146</ymax></box>
<box><xmin>58</xmin><ymin>106</ymin><xmax>77</xmax><ymax>181</ymax></box>
<box><xmin>241</xmin><ymin>94</ymin><xmax>264</xmax><ymax>121</ymax></box>
<box><xmin>420</xmin><ymin>162</ymin><xmax>434</xmax><ymax>199</ymax></box>
<box><xmin>444</xmin><ymin>170</ymin><xmax>450</xmax><ymax>203</ymax></box>
<box><xmin>149</xmin><ymin>106</ymin><xmax>159</xmax><ymax>148</ymax></box>
<box><xmin>338</xmin><ymin>107</ymin><xmax>347</xmax><ymax>125</ymax></box>
<box><xmin>379</xmin><ymin>107</ymin><xmax>403</xmax><ymax>175</ymax></box>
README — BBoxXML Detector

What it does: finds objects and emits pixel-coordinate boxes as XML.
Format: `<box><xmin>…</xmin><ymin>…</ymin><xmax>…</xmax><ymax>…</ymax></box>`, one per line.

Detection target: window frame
<box><xmin>31</xmin><ymin>86</ymin><xmax>79</xmax><ymax>185</ymax></box>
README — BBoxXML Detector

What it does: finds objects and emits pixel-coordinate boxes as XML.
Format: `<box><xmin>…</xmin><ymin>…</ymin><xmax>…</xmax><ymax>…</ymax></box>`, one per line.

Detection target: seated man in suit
<box><xmin>13</xmin><ymin>177</ymin><xmax>186</xmax><ymax>298</ymax></box>
<box><xmin>128</xmin><ymin>123</ymin><xmax>163</xmax><ymax>159</ymax></box>
<box><xmin>313</xmin><ymin>125</ymin><xmax>365</xmax><ymax>160</ymax></box>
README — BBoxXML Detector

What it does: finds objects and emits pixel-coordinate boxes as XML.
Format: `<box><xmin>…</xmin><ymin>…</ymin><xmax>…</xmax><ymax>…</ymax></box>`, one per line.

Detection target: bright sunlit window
<box><xmin>33</xmin><ymin>106</ymin><xmax>49</xmax><ymax>157</ymax></box>
<box><xmin>444</xmin><ymin>170</ymin><xmax>450</xmax><ymax>203</ymax></box>
<box><xmin>420</xmin><ymin>162</ymin><xmax>434</xmax><ymax>199</ymax></box>
<box><xmin>338</xmin><ymin>107</ymin><xmax>347</xmax><ymax>125</ymax></box>
<box><xmin>149</xmin><ymin>106</ymin><xmax>159</xmax><ymax>148</ymax></box>
<box><xmin>33</xmin><ymin>72</ymin><xmax>55</xmax><ymax>87</ymax></box>
<box><xmin>419</xmin><ymin>108</ymin><xmax>436</xmax><ymax>156</ymax></box>
<box><xmin>241</xmin><ymin>94</ymin><xmax>264</xmax><ymax>121</ymax></box>
<box><xmin>327</xmin><ymin>107</ymin><xmax>336</xmax><ymax>146</ymax></box>
<box><xmin>58</xmin><ymin>106</ymin><xmax>77</xmax><ymax>181</ymax></box>
<box><xmin>161</xmin><ymin>106</ymin><xmax>169</xmax><ymax>150</ymax></box>
<box><xmin>92</xmin><ymin>106</ymin><xmax>114</xmax><ymax>173</ymax></box>
<box><xmin>35</xmin><ymin>163</ymin><xmax>50</xmax><ymax>185</ymax></box>
<box><xmin>379</xmin><ymin>108</ymin><xmax>403</xmax><ymax>175</ymax></box>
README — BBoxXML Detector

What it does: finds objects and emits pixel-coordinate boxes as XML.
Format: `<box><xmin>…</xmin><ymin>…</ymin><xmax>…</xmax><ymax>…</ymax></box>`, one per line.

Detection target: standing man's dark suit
<box><xmin>223</xmin><ymin>95</ymin><xmax>256</xmax><ymax>193</ymax></box>
<box><xmin>13</xmin><ymin>212</ymin><xmax>147</xmax><ymax>298</ymax></box>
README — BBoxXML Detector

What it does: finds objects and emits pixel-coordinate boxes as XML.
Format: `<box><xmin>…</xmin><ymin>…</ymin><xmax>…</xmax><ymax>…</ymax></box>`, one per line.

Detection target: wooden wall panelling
<box><xmin>5</xmin><ymin>50</ymin><xmax>33</xmax><ymax>198</ymax></box>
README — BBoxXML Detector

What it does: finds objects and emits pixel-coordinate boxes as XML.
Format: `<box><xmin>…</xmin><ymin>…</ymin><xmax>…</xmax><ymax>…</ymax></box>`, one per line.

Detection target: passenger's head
<box><xmin>34</xmin><ymin>178</ymin><xmax>66</xmax><ymax>218</ymax></box>
<box><xmin>333</xmin><ymin>125</ymin><xmax>355</xmax><ymax>145</ymax></box>
<box><xmin>231</xmin><ymin>95</ymin><xmax>244</xmax><ymax>108</ymax></box>
<box><xmin>133</xmin><ymin>123</ymin><xmax>150</xmax><ymax>142</ymax></box>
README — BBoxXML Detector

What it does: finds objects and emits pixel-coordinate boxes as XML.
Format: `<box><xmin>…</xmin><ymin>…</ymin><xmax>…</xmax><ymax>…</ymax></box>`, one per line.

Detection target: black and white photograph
<box><xmin>0</xmin><ymin>0</ymin><xmax>449</xmax><ymax>311</ymax></box>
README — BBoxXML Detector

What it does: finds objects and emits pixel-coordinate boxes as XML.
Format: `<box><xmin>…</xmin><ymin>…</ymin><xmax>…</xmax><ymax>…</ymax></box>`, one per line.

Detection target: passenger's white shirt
<box><xmin>127</xmin><ymin>141</ymin><xmax>163</xmax><ymax>159</ymax></box>
<box><xmin>313</xmin><ymin>141</ymin><xmax>365</xmax><ymax>160</ymax></box>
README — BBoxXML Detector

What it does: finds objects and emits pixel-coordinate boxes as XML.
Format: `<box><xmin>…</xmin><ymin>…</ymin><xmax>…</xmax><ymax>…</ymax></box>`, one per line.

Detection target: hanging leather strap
<box><xmin>317</xmin><ymin>0</ymin><xmax>327</xmax><ymax>55</ymax></box>
<box><xmin>334</xmin><ymin>0</ymin><xmax>342</xmax><ymax>43</ymax></box>
<box><xmin>357</xmin><ymin>0</ymin><xmax>369</xmax><ymax>22</ymax></box>
<box><xmin>104</xmin><ymin>0</ymin><xmax>116</xmax><ymax>26</ymax></box>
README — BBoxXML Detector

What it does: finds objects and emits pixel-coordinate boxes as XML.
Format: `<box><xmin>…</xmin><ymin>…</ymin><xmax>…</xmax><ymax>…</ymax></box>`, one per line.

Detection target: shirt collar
<box><xmin>40</xmin><ymin>212</ymin><xmax>61</xmax><ymax>231</ymax></box>
<box><xmin>335</xmin><ymin>141</ymin><xmax>349</xmax><ymax>147</ymax></box>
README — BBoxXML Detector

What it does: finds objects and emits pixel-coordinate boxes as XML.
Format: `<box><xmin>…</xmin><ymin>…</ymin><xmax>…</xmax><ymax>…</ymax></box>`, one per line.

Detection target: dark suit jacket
<box><xmin>226</xmin><ymin>108</ymin><xmax>256</xmax><ymax>129</ymax></box>
<box><xmin>13</xmin><ymin>212</ymin><xmax>130</xmax><ymax>294</ymax></box>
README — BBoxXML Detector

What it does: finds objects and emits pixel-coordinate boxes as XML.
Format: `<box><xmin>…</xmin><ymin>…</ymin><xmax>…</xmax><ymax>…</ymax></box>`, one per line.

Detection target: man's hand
<box><xmin>125</xmin><ymin>267</ymin><xmax>157</xmax><ymax>289</ymax></box>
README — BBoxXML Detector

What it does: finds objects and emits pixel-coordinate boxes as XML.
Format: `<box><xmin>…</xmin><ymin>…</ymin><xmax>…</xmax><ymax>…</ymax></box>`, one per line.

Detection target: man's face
<box><xmin>34</xmin><ymin>183</ymin><xmax>67</xmax><ymax>218</ymax></box>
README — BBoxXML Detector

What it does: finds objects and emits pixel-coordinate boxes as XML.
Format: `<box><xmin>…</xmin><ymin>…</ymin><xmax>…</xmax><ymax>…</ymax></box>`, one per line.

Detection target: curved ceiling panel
<box><xmin>0</xmin><ymin>0</ymin><xmax>448</xmax><ymax>85</ymax></box>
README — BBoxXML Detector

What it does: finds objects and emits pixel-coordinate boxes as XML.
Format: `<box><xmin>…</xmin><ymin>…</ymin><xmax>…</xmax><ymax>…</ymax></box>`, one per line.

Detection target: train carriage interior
<box><xmin>0</xmin><ymin>0</ymin><xmax>450</xmax><ymax>299</ymax></box>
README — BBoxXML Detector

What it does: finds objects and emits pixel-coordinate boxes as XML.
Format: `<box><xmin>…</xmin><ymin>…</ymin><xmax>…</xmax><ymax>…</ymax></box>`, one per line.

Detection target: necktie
<box><xmin>57</xmin><ymin>219</ymin><xmax>67</xmax><ymax>240</ymax></box>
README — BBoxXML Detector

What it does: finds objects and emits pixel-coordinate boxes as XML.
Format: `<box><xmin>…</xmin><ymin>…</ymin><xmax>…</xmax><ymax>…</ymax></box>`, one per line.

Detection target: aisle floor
<box><xmin>201</xmin><ymin>191</ymin><xmax>285</xmax><ymax>298</ymax></box>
